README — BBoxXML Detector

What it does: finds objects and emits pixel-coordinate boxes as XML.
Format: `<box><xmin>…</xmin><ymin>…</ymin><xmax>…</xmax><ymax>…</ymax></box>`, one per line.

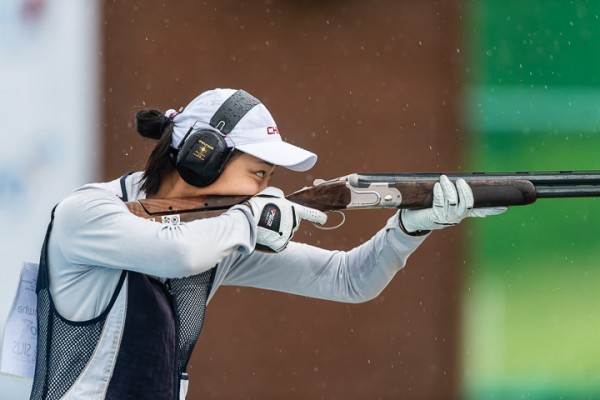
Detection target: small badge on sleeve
<box><xmin>161</xmin><ymin>214</ymin><xmax>181</xmax><ymax>225</ymax></box>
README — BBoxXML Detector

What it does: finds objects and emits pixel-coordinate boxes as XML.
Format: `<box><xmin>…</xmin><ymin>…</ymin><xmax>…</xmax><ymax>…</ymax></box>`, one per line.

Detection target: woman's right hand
<box><xmin>246</xmin><ymin>187</ymin><xmax>327</xmax><ymax>252</ymax></box>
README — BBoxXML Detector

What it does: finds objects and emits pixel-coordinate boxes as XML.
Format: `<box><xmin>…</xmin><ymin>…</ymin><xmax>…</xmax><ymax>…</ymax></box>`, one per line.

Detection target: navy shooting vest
<box><xmin>30</xmin><ymin>176</ymin><xmax>216</xmax><ymax>399</ymax></box>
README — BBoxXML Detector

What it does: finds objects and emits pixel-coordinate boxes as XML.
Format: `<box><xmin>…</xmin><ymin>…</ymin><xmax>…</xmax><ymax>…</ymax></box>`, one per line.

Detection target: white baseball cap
<box><xmin>169</xmin><ymin>88</ymin><xmax>317</xmax><ymax>171</ymax></box>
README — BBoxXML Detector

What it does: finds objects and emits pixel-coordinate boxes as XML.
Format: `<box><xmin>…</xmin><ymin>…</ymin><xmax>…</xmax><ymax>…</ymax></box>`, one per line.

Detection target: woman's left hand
<box><xmin>400</xmin><ymin>175</ymin><xmax>507</xmax><ymax>233</ymax></box>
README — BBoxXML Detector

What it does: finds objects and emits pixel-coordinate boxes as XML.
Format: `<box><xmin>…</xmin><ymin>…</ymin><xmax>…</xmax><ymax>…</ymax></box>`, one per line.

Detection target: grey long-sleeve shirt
<box><xmin>48</xmin><ymin>172</ymin><xmax>429</xmax><ymax>321</ymax></box>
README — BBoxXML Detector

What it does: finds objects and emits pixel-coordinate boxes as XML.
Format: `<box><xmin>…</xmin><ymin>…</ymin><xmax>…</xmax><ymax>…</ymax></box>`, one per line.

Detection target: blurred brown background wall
<box><xmin>101</xmin><ymin>1</ymin><xmax>464</xmax><ymax>398</ymax></box>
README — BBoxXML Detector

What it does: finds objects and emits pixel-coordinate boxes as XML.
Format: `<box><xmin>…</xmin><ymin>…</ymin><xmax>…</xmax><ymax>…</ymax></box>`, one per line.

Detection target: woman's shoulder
<box><xmin>78</xmin><ymin>171</ymin><xmax>145</xmax><ymax>200</ymax></box>
<box><xmin>60</xmin><ymin>184</ymin><xmax>122</xmax><ymax>211</ymax></box>
<box><xmin>54</xmin><ymin>172</ymin><xmax>144</xmax><ymax>225</ymax></box>
<box><xmin>58</xmin><ymin>172</ymin><xmax>145</xmax><ymax>211</ymax></box>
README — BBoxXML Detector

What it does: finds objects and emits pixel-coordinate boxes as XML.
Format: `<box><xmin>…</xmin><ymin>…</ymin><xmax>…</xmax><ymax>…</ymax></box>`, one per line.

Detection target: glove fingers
<box><xmin>440</xmin><ymin>175</ymin><xmax>457</xmax><ymax>204</ymax></box>
<box><xmin>455</xmin><ymin>178</ymin><xmax>474</xmax><ymax>216</ymax></box>
<box><xmin>432</xmin><ymin>181</ymin><xmax>445</xmax><ymax>210</ymax></box>
<box><xmin>439</xmin><ymin>175</ymin><xmax>458</xmax><ymax>219</ymax></box>
<box><xmin>295</xmin><ymin>204</ymin><xmax>328</xmax><ymax>225</ymax></box>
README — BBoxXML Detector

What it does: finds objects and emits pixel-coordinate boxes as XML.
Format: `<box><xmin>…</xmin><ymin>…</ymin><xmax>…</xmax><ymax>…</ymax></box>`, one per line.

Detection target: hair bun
<box><xmin>136</xmin><ymin>109</ymin><xmax>171</xmax><ymax>140</ymax></box>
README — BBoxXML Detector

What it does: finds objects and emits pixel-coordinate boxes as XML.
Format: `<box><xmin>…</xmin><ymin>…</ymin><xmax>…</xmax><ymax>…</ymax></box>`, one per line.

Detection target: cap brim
<box><xmin>236</xmin><ymin>140</ymin><xmax>317</xmax><ymax>171</ymax></box>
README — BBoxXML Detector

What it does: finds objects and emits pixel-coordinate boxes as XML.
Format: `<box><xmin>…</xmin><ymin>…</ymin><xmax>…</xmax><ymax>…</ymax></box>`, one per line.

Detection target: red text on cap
<box><xmin>267</xmin><ymin>126</ymin><xmax>279</xmax><ymax>135</ymax></box>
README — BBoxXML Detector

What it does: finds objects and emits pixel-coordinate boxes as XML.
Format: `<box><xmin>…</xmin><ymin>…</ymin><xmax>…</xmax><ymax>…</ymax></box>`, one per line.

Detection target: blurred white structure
<box><xmin>0</xmin><ymin>0</ymin><xmax>99</xmax><ymax>397</ymax></box>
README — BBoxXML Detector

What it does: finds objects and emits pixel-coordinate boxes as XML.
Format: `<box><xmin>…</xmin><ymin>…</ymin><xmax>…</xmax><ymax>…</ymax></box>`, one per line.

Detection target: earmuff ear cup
<box><xmin>176</xmin><ymin>129</ymin><xmax>232</xmax><ymax>187</ymax></box>
<box><xmin>173</xmin><ymin>90</ymin><xmax>260</xmax><ymax>187</ymax></box>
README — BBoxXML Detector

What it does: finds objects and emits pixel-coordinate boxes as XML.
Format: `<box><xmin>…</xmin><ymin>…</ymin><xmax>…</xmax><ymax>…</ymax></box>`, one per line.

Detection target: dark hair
<box><xmin>136</xmin><ymin>109</ymin><xmax>175</xmax><ymax>195</ymax></box>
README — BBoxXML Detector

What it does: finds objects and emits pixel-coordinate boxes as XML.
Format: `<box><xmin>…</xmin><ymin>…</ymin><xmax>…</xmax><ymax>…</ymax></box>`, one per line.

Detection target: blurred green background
<box><xmin>462</xmin><ymin>0</ymin><xmax>600</xmax><ymax>398</ymax></box>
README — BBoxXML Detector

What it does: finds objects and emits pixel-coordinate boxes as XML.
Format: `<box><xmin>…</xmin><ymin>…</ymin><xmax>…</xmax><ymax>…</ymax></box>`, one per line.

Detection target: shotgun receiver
<box><xmin>126</xmin><ymin>171</ymin><xmax>600</xmax><ymax>225</ymax></box>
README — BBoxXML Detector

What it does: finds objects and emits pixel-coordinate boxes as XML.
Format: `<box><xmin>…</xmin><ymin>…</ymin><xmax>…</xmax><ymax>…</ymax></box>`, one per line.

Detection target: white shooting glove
<box><xmin>400</xmin><ymin>175</ymin><xmax>507</xmax><ymax>233</ymax></box>
<box><xmin>246</xmin><ymin>187</ymin><xmax>328</xmax><ymax>252</ymax></box>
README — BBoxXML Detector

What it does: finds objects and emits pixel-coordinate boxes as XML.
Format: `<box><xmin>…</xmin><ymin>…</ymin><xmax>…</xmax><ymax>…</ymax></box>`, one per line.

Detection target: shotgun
<box><xmin>125</xmin><ymin>171</ymin><xmax>600</xmax><ymax>226</ymax></box>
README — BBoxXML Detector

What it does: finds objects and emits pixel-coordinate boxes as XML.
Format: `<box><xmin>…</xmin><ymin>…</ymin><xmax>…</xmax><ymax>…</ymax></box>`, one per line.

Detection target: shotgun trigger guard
<box><xmin>313</xmin><ymin>210</ymin><xmax>345</xmax><ymax>230</ymax></box>
<box><xmin>346</xmin><ymin>182</ymin><xmax>402</xmax><ymax>208</ymax></box>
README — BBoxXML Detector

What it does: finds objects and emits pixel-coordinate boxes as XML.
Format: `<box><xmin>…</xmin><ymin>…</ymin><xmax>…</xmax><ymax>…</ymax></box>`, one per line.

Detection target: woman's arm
<box><xmin>52</xmin><ymin>186</ymin><xmax>257</xmax><ymax>278</ymax></box>
<box><xmin>221</xmin><ymin>212</ymin><xmax>429</xmax><ymax>303</ymax></box>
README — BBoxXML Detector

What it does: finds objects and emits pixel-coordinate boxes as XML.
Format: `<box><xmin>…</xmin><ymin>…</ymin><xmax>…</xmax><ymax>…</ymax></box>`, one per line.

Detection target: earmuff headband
<box><xmin>209</xmin><ymin>89</ymin><xmax>261</xmax><ymax>135</ymax></box>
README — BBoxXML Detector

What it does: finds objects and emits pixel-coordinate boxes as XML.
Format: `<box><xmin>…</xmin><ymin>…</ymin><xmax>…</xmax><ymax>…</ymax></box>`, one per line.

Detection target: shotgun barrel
<box><xmin>350</xmin><ymin>171</ymin><xmax>600</xmax><ymax>202</ymax></box>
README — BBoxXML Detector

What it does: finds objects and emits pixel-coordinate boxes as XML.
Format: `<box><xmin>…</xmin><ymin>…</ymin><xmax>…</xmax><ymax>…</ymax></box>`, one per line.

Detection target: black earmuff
<box><xmin>174</xmin><ymin>90</ymin><xmax>261</xmax><ymax>187</ymax></box>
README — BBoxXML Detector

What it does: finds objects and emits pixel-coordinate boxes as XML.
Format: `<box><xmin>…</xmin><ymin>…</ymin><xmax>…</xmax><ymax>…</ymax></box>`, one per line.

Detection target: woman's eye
<box><xmin>255</xmin><ymin>171</ymin><xmax>266</xmax><ymax>179</ymax></box>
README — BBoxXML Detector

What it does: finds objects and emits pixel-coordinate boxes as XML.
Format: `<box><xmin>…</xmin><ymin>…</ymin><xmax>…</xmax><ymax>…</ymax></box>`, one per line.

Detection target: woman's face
<box><xmin>166</xmin><ymin>152</ymin><xmax>274</xmax><ymax>198</ymax></box>
<box><xmin>155</xmin><ymin>152</ymin><xmax>276</xmax><ymax>198</ymax></box>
